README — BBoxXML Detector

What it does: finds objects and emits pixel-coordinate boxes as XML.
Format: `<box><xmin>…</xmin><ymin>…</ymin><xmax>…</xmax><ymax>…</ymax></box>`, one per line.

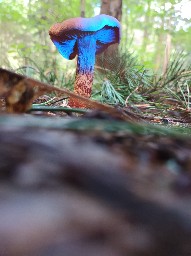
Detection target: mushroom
<box><xmin>49</xmin><ymin>14</ymin><xmax>121</xmax><ymax>107</ymax></box>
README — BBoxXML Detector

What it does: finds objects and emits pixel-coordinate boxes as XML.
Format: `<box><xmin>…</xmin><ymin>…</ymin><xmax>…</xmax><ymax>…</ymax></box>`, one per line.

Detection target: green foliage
<box><xmin>1</xmin><ymin>0</ymin><xmax>191</xmax><ymax>71</ymax></box>
<box><xmin>122</xmin><ymin>0</ymin><xmax>191</xmax><ymax>69</ymax></box>
<box><xmin>15</xmin><ymin>57</ymin><xmax>75</xmax><ymax>90</ymax></box>
<box><xmin>1</xmin><ymin>0</ymin><xmax>191</xmax><ymax>114</ymax></box>
<box><xmin>93</xmin><ymin>49</ymin><xmax>191</xmax><ymax>112</ymax></box>
<box><xmin>93</xmin><ymin>48</ymin><xmax>151</xmax><ymax>105</ymax></box>
<box><xmin>154</xmin><ymin>51</ymin><xmax>191</xmax><ymax>89</ymax></box>
<box><xmin>99</xmin><ymin>79</ymin><xmax>125</xmax><ymax>105</ymax></box>
<box><xmin>0</xmin><ymin>0</ymin><xmax>99</xmax><ymax>69</ymax></box>
<box><xmin>145</xmin><ymin>51</ymin><xmax>191</xmax><ymax>111</ymax></box>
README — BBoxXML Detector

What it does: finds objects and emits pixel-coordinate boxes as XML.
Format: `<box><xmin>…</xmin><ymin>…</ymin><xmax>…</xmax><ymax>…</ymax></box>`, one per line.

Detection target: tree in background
<box><xmin>0</xmin><ymin>0</ymin><xmax>191</xmax><ymax>73</ymax></box>
<box><xmin>0</xmin><ymin>0</ymin><xmax>98</xmax><ymax>79</ymax></box>
<box><xmin>80</xmin><ymin>0</ymin><xmax>86</xmax><ymax>17</ymax></box>
<box><xmin>121</xmin><ymin>0</ymin><xmax>191</xmax><ymax>70</ymax></box>
<box><xmin>96</xmin><ymin>0</ymin><xmax>122</xmax><ymax>70</ymax></box>
<box><xmin>100</xmin><ymin>0</ymin><xmax>122</xmax><ymax>21</ymax></box>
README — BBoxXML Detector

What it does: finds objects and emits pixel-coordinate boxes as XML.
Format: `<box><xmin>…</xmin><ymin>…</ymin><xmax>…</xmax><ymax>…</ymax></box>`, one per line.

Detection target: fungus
<box><xmin>49</xmin><ymin>14</ymin><xmax>121</xmax><ymax>107</ymax></box>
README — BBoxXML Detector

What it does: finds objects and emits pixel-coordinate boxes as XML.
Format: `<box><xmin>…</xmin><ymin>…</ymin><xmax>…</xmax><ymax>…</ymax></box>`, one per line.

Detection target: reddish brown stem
<box><xmin>69</xmin><ymin>35</ymin><xmax>96</xmax><ymax>108</ymax></box>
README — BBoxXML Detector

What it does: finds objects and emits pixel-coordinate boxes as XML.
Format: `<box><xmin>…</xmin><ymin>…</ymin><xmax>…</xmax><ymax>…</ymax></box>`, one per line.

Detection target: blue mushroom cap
<box><xmin>49</xmin><ymin>14</ymin><xmax>121</xmax><ymax>60</ymax></box>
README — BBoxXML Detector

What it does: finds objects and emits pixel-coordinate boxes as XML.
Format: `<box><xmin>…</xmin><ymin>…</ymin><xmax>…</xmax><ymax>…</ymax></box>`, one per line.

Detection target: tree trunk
<box><xmin>96</xmin><ymin>0</ymin><xmax>122</xmax><ymax>72</ymax></box>
<box><xmin>80</xmin><ymin>0</ymin><xmax>85</xmax><ymax>17</ymax></box>
<box><xmin>100</xmin><ymin>0</ymin><xmax>122</xmax><ymax>22</ymax></box>
<box><xmin>141</xmin><ymin>1</ymin><xmax>151</xmax><ymax>55</ymax></box>
<box><xmin>162</xmin><ymin>33</ymin><xmax>172</xmax><ymax>75</ymax></box>
<box><xmin>162</xmin><ymin>15</ymin><xmax>173</xmax><ymax>76</ymax></box>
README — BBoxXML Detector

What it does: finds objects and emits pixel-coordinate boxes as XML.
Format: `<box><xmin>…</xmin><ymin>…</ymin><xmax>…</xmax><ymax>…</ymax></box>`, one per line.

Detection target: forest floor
<box><xmin>0</xmin><ymin>68</ymin><xmax>191</xmax><ymax>256</ymax></box>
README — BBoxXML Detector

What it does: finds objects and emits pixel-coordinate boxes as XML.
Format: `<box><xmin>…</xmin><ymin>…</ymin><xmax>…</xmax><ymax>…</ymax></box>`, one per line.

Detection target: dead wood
<box><xmin>0</xmin><ymin>118</ymin><xmax>191</xmax><ymax>256</ymax></box>
<box><xmin>0</xmin><ymin>68</ymin><xmax>127</xmax><ymax>118</ymax></box>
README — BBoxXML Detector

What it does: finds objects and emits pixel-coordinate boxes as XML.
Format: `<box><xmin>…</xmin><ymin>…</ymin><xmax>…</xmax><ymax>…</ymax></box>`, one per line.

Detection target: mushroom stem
<box><xmin>69</xmin><ymin>35</ymin><xmax>96</xmax><ymax>108</ymax></box>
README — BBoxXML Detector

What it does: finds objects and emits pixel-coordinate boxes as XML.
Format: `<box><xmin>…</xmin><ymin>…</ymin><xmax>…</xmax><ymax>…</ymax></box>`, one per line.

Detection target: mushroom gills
<box><xmin>53</xmin><ymin>40</ymin><xmax>77</xmax><ymax>60</ymax></box>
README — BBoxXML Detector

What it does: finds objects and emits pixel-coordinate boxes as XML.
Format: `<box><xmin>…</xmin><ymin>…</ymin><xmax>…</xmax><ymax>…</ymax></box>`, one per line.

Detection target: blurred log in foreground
<box><xmin>0</xmin><ymin>120</ymin><xmax>191</xmax><ymax>256</ymax></box>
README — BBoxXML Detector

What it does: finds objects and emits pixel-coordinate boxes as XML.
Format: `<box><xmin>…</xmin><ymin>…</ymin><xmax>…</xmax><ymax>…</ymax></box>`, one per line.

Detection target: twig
<box><xmin>125</xmin><ymin>84</ymin><xmax>141</xmax><ymax>106</ymax></box>
<box><xmin>30</xmin><ymin>105</ymin><xmax>87</xmax><ymax>114</ymax></box>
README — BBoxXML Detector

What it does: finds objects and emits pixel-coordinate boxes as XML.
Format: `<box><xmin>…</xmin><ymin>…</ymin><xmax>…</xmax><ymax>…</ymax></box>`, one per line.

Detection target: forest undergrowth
<box><xmin>1</xmin><ymin>48</ymin><xmax>191</xmax><ymax>256</ymax></box>
<box><xmin>14</xmin><ymin>48</ymin><xmax>191</xmax><ymax>129</ymax></box>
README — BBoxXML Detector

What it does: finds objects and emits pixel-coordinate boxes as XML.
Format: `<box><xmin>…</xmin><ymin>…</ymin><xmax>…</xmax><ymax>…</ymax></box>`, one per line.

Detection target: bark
<box><xmin>141</xmin><ymin>1</ymin><xmax>151</xmax><ymax>54</ymax></box>
<box><xmin>100</xmin><ymin>0</ymin><xmax>122</xmax><ymax>22</ymax></box>
<box><xmin>0</xmin><ymin>121</ymin><xmax>191</xmax><ymax>255</ymax></box>
<box><xmin>96</xmin><ymin>0</ymin><xmax>122</xmax><ymax>71</ymax></box>
<box><xmin>80</xmin><ymin>0</ymin><xmax>85</xmax><ymax>17</ymax></box>
<box><xmin>154</xmin><ymin>14</ymin><xmax>165</xmax><ymax>71</ymax></box>
<box><xmin>162</xmin><ymin>33</ymin><xmax>172</xmax><ymax>76</ymax></box>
